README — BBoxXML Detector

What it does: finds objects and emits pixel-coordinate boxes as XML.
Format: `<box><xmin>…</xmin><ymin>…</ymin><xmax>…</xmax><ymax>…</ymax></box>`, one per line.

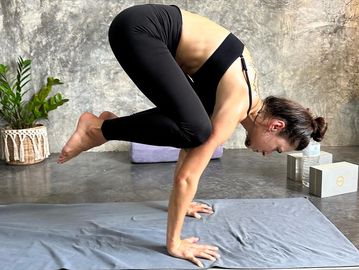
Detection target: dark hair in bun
<box><xmin>262</xmin><ymin>96</ymin><xmax>328</xmax><ymax>150</ymax></box>
<box><xmin>311</xmin><ymin>117</ymin><xmax>327</xmax><ymax>142</ymax></box>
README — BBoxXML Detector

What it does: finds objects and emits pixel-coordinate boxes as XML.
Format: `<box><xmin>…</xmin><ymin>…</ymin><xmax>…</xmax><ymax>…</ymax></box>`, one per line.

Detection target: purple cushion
<box><xmin>130</xmin><ymin>143</ymin><xmax>223</xmax><ymax>163</ymax></box>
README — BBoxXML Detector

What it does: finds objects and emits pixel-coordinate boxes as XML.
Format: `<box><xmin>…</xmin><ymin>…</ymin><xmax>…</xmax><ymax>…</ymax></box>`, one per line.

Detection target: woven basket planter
<box><xmin>0</xmin><ymin>125</ymin><xmax>50</xmax><ymax>165</ymax></box>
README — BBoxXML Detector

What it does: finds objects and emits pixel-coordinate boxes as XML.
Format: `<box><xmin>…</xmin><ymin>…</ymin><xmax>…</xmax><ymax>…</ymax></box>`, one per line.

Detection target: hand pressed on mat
<box><xmin>186</xmin><ymin>202</ymin><xmax>214</xmax><ymax>219</ymax></box>
<box><xmin>168</xmin><ymin>237</ymin><xmax>220</xmax><ymax>268</ymax></box>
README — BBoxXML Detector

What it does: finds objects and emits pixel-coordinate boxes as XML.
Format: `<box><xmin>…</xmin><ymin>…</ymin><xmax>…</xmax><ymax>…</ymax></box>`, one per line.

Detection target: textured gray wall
<box><xmin>1</xmin><ymin>0</ymin><xmax>358</xmax><ymax>153</ymax></box>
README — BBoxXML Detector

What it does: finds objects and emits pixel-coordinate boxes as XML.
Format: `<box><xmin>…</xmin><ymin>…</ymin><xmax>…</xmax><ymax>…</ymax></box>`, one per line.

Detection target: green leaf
<box><xmin>43</xmin><ymin>102</ymin><xmax>49</xmax><ymax>113</ymax></box>
<box><xmin>48</xmin><ymin>77</ymin><xmax>64</xmax><ymax>85</ymax></box>
<box><xmin>20</xmin><ymin>73</ymin><xmax>31</xmax><ymax>87</ymax></box>
<box><xmin>33</xmin><ymin>106</ymin><xmax>42</xmax><ymax>119</ymax></box>
<box><xmin>0</xmin><ymin>64</ymin><xmax>8</xmax><ymax>74</ymax></box>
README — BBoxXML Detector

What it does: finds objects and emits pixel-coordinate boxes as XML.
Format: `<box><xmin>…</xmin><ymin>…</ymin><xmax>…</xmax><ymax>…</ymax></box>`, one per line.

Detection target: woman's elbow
<box><xmin>173</xmin><ymin>172</ymin><xmax>197</xmax><ymax>192</ymax></box>
<box><xmin>174</xmin><ymin>172</ymin><xmax>190</xmax><ymax>186</ymax></box>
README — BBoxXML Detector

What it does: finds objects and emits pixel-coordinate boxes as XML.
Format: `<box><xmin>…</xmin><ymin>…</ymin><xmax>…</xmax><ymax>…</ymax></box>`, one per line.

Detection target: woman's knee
<box><xmin>197</xmin><ymin>120</ymin><xmax>212</xmax><ymax>144</ymax></box>
<box><xmin>184</xmin><ymin>120</ymin><xmax>212</xmax><ymax>147</ymax></box>
<box><xmin>108</xmin><ymin>6</ymin><xmax>139</xmax><ymax>48</ymax></box>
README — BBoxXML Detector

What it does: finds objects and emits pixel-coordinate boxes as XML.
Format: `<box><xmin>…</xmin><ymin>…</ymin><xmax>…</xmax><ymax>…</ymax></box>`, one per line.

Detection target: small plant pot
<box><xmin>0</xmin><ymin>125</ymin><xmax>50</xmax><ymax>165</ymax></box>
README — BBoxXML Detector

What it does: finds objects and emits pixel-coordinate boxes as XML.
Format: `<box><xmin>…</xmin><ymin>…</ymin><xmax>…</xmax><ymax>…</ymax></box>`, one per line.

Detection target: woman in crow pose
<box><xmin>58</xmin><ymin>4</ymin><xmax>327</xmax><ymax>267</ymax></box>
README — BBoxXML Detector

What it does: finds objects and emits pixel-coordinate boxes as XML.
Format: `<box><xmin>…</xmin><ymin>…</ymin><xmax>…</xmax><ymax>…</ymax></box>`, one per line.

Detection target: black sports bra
<box><xmin>191</xmin><ymin>33</ymin><xmax>253</xmax><ymax>116</ymax></box>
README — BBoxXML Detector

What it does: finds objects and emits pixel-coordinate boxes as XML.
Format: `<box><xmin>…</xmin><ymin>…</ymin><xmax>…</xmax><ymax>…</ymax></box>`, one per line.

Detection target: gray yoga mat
<box><xmin>1</xmin><ymin>197</ymin><xmax>359</xmax><ymax>270</ymax></box>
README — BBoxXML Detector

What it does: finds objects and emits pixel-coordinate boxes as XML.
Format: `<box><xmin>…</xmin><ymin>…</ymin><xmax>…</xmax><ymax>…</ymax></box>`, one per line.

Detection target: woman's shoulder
<box><xmin>214</xmin><ymin>55</ymin><xmax>260</xmax><ymax>118</ymax></box>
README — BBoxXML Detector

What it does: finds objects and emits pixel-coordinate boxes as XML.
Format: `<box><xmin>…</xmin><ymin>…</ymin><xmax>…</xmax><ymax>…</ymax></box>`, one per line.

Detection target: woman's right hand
<box><xmin>167</xmin><ymin>237</ymin><xmax>220</xmax><ymax>268</ymax></box>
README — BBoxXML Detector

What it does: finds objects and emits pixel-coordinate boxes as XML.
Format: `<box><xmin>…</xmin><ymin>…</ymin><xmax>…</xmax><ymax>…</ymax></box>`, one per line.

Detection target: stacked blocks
<box><xmin>287</xmin><ymin>151</ymin><xmax>358</xmax><ymax>198</ymax></box>
<box><xmin>287</xmin><ymin>151</ymin><xmax>333</xmax><ymax>181</ymax></box>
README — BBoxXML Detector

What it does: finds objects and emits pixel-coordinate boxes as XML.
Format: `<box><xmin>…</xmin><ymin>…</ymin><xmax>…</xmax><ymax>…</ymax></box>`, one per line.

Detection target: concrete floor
<box><xmin>0</xmin><ymin>146</ymin><xmax>358</xmax><ymax>254</ymax></box>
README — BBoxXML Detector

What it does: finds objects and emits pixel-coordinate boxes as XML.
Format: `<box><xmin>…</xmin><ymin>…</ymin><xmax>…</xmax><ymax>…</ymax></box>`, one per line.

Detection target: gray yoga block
<box><xmin>130</xmin><ymin>143</ymin><xmax>224</xmax><ymax>163</ymax></box>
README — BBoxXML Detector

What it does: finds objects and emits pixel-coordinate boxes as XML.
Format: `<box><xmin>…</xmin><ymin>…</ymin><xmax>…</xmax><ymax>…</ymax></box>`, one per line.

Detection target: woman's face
<box><xmin>245</xmin><ymin>118</ymin><xmax>295</xmax><ymax>156</ymax></box>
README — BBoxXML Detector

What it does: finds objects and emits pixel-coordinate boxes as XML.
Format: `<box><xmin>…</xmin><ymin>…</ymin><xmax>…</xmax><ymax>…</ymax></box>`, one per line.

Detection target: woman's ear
<box><xmin>268</xmin><ymin>119</ymin><xmax>286</xmax><ymax>133</ymax></box>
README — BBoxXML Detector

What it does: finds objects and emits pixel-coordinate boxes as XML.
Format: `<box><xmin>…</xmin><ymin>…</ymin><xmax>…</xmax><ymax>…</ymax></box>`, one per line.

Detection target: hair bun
<box><xmin>311</xmin><ymin>117</ymin><xmax>328</xmax><ymax>142</ymax></box>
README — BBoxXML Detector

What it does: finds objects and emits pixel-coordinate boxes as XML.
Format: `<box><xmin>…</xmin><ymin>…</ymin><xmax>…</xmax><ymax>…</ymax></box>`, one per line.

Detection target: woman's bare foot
<box><xmin>58</xmin><ymin>112</ymin><xmax>107</xmax><ymax>164</ymax></box>
<box><xmin>99</xmin><ymin>111</ymin><xmax>118</xmax><ymax>120</ymax></box>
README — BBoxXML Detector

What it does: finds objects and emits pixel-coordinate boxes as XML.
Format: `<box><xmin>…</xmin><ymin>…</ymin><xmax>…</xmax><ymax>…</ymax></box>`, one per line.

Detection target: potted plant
<box><xmin>0</xmin><ymin>57</ymin><xmax>68</xmax><ymax>165</ymax></box>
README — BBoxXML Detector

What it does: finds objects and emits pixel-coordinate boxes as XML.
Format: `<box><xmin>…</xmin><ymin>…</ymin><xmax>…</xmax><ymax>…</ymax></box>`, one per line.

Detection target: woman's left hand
<box><xmin>186</xmin><ymin>202</ymin><xmax>214</xmax><ymax>219</ymax></box>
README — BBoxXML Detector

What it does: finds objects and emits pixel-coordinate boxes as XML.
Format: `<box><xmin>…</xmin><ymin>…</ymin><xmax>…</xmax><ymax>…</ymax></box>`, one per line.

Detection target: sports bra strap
<box><xmin>240</xmin><ymin>56</ymin><xmax>252</xmax><ymax>116</ymax></box>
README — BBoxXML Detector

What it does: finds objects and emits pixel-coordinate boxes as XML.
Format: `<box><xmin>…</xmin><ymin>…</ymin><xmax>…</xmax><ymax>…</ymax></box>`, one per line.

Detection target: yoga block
<box><xmin>130</xmin><ymin>143</ymin><xmax>223</xmax><ymax>163</ymax></box>
<box><xmin>287</xmin><ymin>151</ymin><xmax>333</xmax><ymax>181</ymax></box>
<box><xmin>309</xmin><ymin>162</ymin><xmax>358</xmax><ymax>198</ymax></box>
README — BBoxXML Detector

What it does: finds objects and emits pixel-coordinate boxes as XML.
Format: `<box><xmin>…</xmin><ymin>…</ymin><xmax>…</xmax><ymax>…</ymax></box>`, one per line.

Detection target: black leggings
<box><xmin>101</xmin><ymin>4</ymin><xmax>248</xmax><ymax>149</ymax></box>
<box><xmin>101</xmin><ymin>4</ymin><xmax>211</xmax><ymax>148</ymax></box>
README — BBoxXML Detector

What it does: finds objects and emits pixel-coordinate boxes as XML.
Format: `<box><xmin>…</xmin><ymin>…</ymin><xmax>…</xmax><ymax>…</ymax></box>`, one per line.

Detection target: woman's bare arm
<box><xmin>167</xmin><ymin>138</ymin><xmax>219</xmax><ymax>267</ymax></box>
<box><xmin>166</xmin><ymin>83</ymin><xmax>248</xmax><ymax>267</ymax></box>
